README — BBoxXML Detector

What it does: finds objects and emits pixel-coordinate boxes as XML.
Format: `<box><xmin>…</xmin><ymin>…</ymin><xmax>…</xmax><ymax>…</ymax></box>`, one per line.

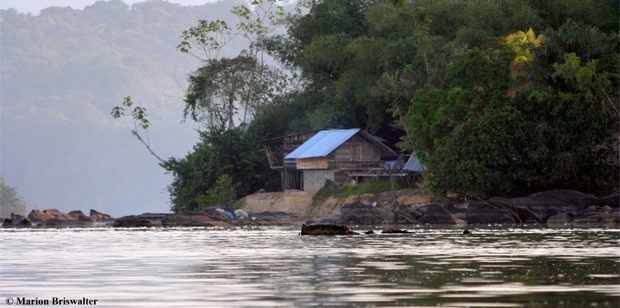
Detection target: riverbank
<box><xmin>2</xmin><ymin>189</ymin><xmax>618</xmax><ymax>228</ymax></box>
<box><xmin>238</xmin><ymin>188</ymin><xmax>619</xmax><ymax>228</ymax></box>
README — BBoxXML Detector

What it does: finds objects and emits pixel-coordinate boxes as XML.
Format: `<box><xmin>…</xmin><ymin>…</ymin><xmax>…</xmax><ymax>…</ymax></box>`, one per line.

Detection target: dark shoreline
<box><xmin>2</xmin><ymin>189</ymin><xmax>618</xmax><ymax>229</ymax></box>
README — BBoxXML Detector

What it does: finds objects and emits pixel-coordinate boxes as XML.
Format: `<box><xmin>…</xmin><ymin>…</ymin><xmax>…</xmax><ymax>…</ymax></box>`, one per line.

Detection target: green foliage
<box><xmin>0</xmin><ymin>177</ymin><xmax>27</xmax><ymax>218</ymax></box>
<box><xmin>162</xmin><ymin>125</ymin><xmax>280</xmax><ymax>213</ymax></box>
<box><xmin>168</xmin><ymin>0</ymin><xmax>618</xmax><ymax>208</ymax></box>
<box><xmin>179</xmin><ymin>0</ymin><xmax>288</xmax><ymax>131</ymax></box>
<box><xmin>111</xmin><ymin>97</ymin><xmax>163</xmax><ymax>163</ymax></box>
<box><xmin>177</xmin><ymin>19</ymin><xmax>231</xmax><ymax>59</ymax></box>
<box><xmin>184</xmin><ymin>55</ymin><xmax>286</xmax><ymax>130</ymax></box>
<box><xmin>407</xmin><ymin>21</ymin><xmax>618</xmax><ymax>197</ymax></box>
<box><xmin>196</xmin><ymin>174</ymin><xmax>237</xmax><ymax>208</ymax></box>
<box><xmin>99</xmin><ymin>0</ymin><xmax>619</xmax><ymax>210</ymax></box>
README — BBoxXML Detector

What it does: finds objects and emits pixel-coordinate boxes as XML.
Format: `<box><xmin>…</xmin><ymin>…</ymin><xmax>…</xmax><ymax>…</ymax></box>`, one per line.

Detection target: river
<box><xmin>1</xmin><ymin>227</ymin><xmax>618</xmax><ymax>307</ymax></box>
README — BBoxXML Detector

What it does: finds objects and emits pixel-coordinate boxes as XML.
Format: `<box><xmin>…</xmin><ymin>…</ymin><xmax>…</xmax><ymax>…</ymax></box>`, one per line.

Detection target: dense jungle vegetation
<box><xmin>114</xmin><ymin>0</ymin><xmax>619</xmax><ymax>213</ymax></box>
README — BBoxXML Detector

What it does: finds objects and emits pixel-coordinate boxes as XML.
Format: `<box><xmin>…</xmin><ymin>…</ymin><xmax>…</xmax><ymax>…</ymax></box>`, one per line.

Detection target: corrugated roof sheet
<box><xmin>403</xmin><ymin>154</ymin><xmax>425</xmax><ymax>172</ymax></box>
<box><xmin>284</xmin><ymin>128</ymin><xmax>361</xmax><ymax>159</ymax></box>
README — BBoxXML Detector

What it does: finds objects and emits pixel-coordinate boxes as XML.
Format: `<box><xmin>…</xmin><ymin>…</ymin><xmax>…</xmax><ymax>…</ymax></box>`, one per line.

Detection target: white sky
<box><xmin>0</xmin><ymin>0</ymin><xmax>221</xmax><ymax>15</ymax></box>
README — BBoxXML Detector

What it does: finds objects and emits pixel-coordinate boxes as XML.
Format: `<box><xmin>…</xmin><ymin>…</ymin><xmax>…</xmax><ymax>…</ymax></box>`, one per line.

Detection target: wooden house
<box><xmin>262</xmin><ymin>129</ymin><xmax>399</xmax><ymax>192</ymax></box>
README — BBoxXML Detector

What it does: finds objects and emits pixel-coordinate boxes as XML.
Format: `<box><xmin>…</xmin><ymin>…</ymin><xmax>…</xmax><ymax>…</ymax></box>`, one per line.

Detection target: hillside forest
<box><xmin>114</xmin><ymin>0</ymin><xmax>619</xmax><ymax>213</ymax></box>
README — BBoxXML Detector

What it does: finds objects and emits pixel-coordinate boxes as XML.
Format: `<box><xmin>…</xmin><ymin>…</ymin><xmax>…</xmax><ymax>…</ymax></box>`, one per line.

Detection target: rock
<box><xmin>27</xmin><ymin>210</ymin><xmax>94</xmax><ymax>227</ymax></box>
<box><xmin>28</xmin><ymin>209</ymin><xmax>75</xmax><ymax>223</ymax></box>
<box><xmin>234</xmin><ymin>209</ymin><xmax>248</xmax><ymax>220</ymax></box>
<box><xmin>527</xmin><ymin>190</ymin><xmax>600</xmax><ymax>210</ymax></box>
<box><xmin>28</xmin><ymin>210</ymin><xmax>53</xmax><ymax>223</ymax></box>
<box><xmin>191</xmin><ymin>208</ymin><xmax>230</xmax><ymax>221</ymax></box>
<box><xmin>161</xmin><ymin>214</ymin><xmax>229</xmax><ymax>227</ymax></box>
<box><xmin>585</xmin><ymin>205</ymin><xmax>598</xmax><ymax>212</ymax></box>
<box><xmin>3</xmin><ymin>214</ymin><xmax>31</xmax><ymax>228</ymax></box>
<box><xmin>305</xmin><ymin>218</ymin><xmax>338</xmax><ymax>225</ymax></box>
<box><xmin>39</xmin><ymin>218</ymin><xmax>67</xmax><ymax>228</ymax></box>
<box><xmin>546</xmin><ymin>212</ymin><xmax>573</xmax><ymax>226</ymax></box>
<box><xmin>338</xmin><ymin>202</ymin><xmax>387</xmax><ymax>225</ymax></box>
<box><xmin>250</xmin><ymin>211</ymin><xmax>296</xmax><ymax>219</ymax></box>
<box><xmin>601</xmin><ymin>205</ymin><xmax>613</xmax><ymax>214</ymax></box>
<box><xmin>466</xmin><ymin>201</ymin><xmax>518</xmax><ymax>225</ymax></box>
<box><xmin>382</xmin><ymin>228</ymin><xmax>411</xmax><ymax>234</ymax></box>
<box><xmin>365</xmin><ymin>230</ymin><xmax>375</xmax><ymax>234</ymax></box>
<box><xmin>573</xmin><ymin>210</ymin><xmax>620</xmax><ymax>226</ymax></box>
<box><xmin>90</xmin><ymin>209</ymin><xmax>113</xmax><ymax>222</ymax></box>
<box><xmin>418</xmin><ymin>203</ymin><xmax>457</xmax><ymax>225</ymax></box>
<box><xmin>600</xmin><ymin>194</ymin><xmax>619</xmax><ymax>208</ymax></box>
<box><xmin>300</xmin><ymin>224</ymin><xmax>355</xmax><ymax>235</ymax></box>
<box><xmin>113</xmin><ymin>215</ymin><xmax>154</xmax><ymax>228</ymax></box>
<box><xmin>234</xmin><ymin>211</ymin><xmax>297</xmax><ymax>226</ymax></box>
<box><xmin>215</xmin><ymin>208</ymin><xmax>234</xmax><ymax>220</ymax></box>
<box><xmin>463</xmin><ymin>229</ymin><xmax>471</xmax><ymax>234</ymax></box>
<box><xmin>68</xmin><ymin>210</ymin><xmax>92</xmax><ymax>222</ymax></box>
<box><xmin>488</xmin><ymin>190</ymin><xmax>600</xmax><ymax>223</ymax></box>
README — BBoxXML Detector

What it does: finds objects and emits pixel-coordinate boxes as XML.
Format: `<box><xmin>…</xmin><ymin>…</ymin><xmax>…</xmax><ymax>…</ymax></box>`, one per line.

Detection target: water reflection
<box><xmin>0</xmin><ymin>228</ymin><xmax>618</xmax><ymax>307</ymax></box>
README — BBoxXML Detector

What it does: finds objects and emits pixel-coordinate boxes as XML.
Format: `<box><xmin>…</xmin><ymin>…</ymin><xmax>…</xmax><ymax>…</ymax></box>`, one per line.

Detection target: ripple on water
<box><xmin>0</xmin><ymin>227</ymin><xmax>618</xmax><ymax>307</ymax></box>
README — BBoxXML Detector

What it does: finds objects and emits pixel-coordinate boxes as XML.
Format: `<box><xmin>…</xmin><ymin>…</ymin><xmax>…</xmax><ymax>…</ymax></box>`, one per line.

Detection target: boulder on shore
<box><xmin>234</xmin><ymin>209</ymin><xmax>249</xmax><ymax>220</ymax></box>
<box><xmin>28</xmin><ymin>209</ymin><xmax>75</xmax><ymax>223</ymax></box>
<box><xmin>68</xmin><ymin>210</ymin><xmax>92</xmax><ymax>222</ymax></box>
<box><xmin>466</xmin><ymin>201</ymin><xmax>518</xmax><ymax>224</ymax></box>
<box><xmin>90</xmin><ymin>209</ymin><xmax>113</xmax><ymax>222</ymax></box>
<box><xmin>301</xmin><ymin>224</ymin><xmax>355</xmax><ymax>235</ymax></box>
<box><xmin>338</xmin><ymin>202</ymin><xmax>389</xmax><ymax>225</ymax></box>
<box><xmin>161</xmin><ymin>214</ymin><xmax>229</xmax><ymax>227</ymax></box>
<box><xmin>418</xmin><ymin>203</ymin><xmax>458</xmax><ymax>225</ymax></box>
<box><xmin>113</xmin><ymin>215</ymin><xmax>155</xmax><ymax>228</ymax></box>
<box><xmin>2</xmin><ymin>214</ymin><xmax>31</xmax><ymax>228</ymax></box>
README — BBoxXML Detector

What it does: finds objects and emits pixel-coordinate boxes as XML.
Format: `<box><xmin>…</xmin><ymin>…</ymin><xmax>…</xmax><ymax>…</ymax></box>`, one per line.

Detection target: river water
<box><xmin>1</xmin><ymin>227</ymin><xmax>618</xmax><ymax>307</ymax></box>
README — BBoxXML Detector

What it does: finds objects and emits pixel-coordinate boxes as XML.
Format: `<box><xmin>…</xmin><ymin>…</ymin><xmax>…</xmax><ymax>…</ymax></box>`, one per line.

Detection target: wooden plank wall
<box><xmin>329</xmin><ymin>135</ymin><xmax>380</xmax><ymax>163</ymax></box>
<box><xmin>297</xmin><ymin>157</ymin><xmax>329</xmax><ymax>169</ymax></box>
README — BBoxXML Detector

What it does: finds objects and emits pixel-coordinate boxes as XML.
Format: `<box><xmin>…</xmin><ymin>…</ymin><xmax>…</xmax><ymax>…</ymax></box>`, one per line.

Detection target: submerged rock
<box><xmin>300</xmin><ymin>224</ymin><xmax>355</xmax><ymax>235</ymax></box>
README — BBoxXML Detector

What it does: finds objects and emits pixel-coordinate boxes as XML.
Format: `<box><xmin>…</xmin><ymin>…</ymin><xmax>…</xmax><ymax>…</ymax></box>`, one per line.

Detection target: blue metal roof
<box><xmin>285</xmin><ymin>128</ymin><xmax>361</xmax><ymax>159</ymax></box>
<box><xmin>403</xmin><ymin>154</ymin><xmax>425</xmax><ymax>172</ymax></box>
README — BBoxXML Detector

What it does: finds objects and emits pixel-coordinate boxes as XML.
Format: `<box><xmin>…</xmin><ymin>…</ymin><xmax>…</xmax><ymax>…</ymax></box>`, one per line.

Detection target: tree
<box><xmin>407</xmin><ymin>48</ymin><xmax>525</xmax><ymax>197</ymax></box>
<box><xmin>183</xmin><ymin>54</ymin><xmax>286</xmax><ymax>131</ymax></box>
<box><xmin>162</xmin><ymin>125</ymin><xmax>279</xmax><ymax>213</ymax></box>
<box><xmin>179</xmin><ymin>0</ymin><xmax>288</xmax><ymax>130</ymax></box>
<box><xmin>196</xmin><ymin>174</ymin><xmax>237</xmax><ymax>208</ymax></box>
<box><xmin>407</xmin><ymin>22</ymin><xmax>618</xmax><ymax>198</ymax></box>
<box><xmin>0</xmin><ymin>177</ymin><xmax>28</xmax><ymax>218</ymax></box>
<box><xmin>111</xmin><ymin>96</ymin><xmax>164</xmax><ymax>163</ymax></box>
